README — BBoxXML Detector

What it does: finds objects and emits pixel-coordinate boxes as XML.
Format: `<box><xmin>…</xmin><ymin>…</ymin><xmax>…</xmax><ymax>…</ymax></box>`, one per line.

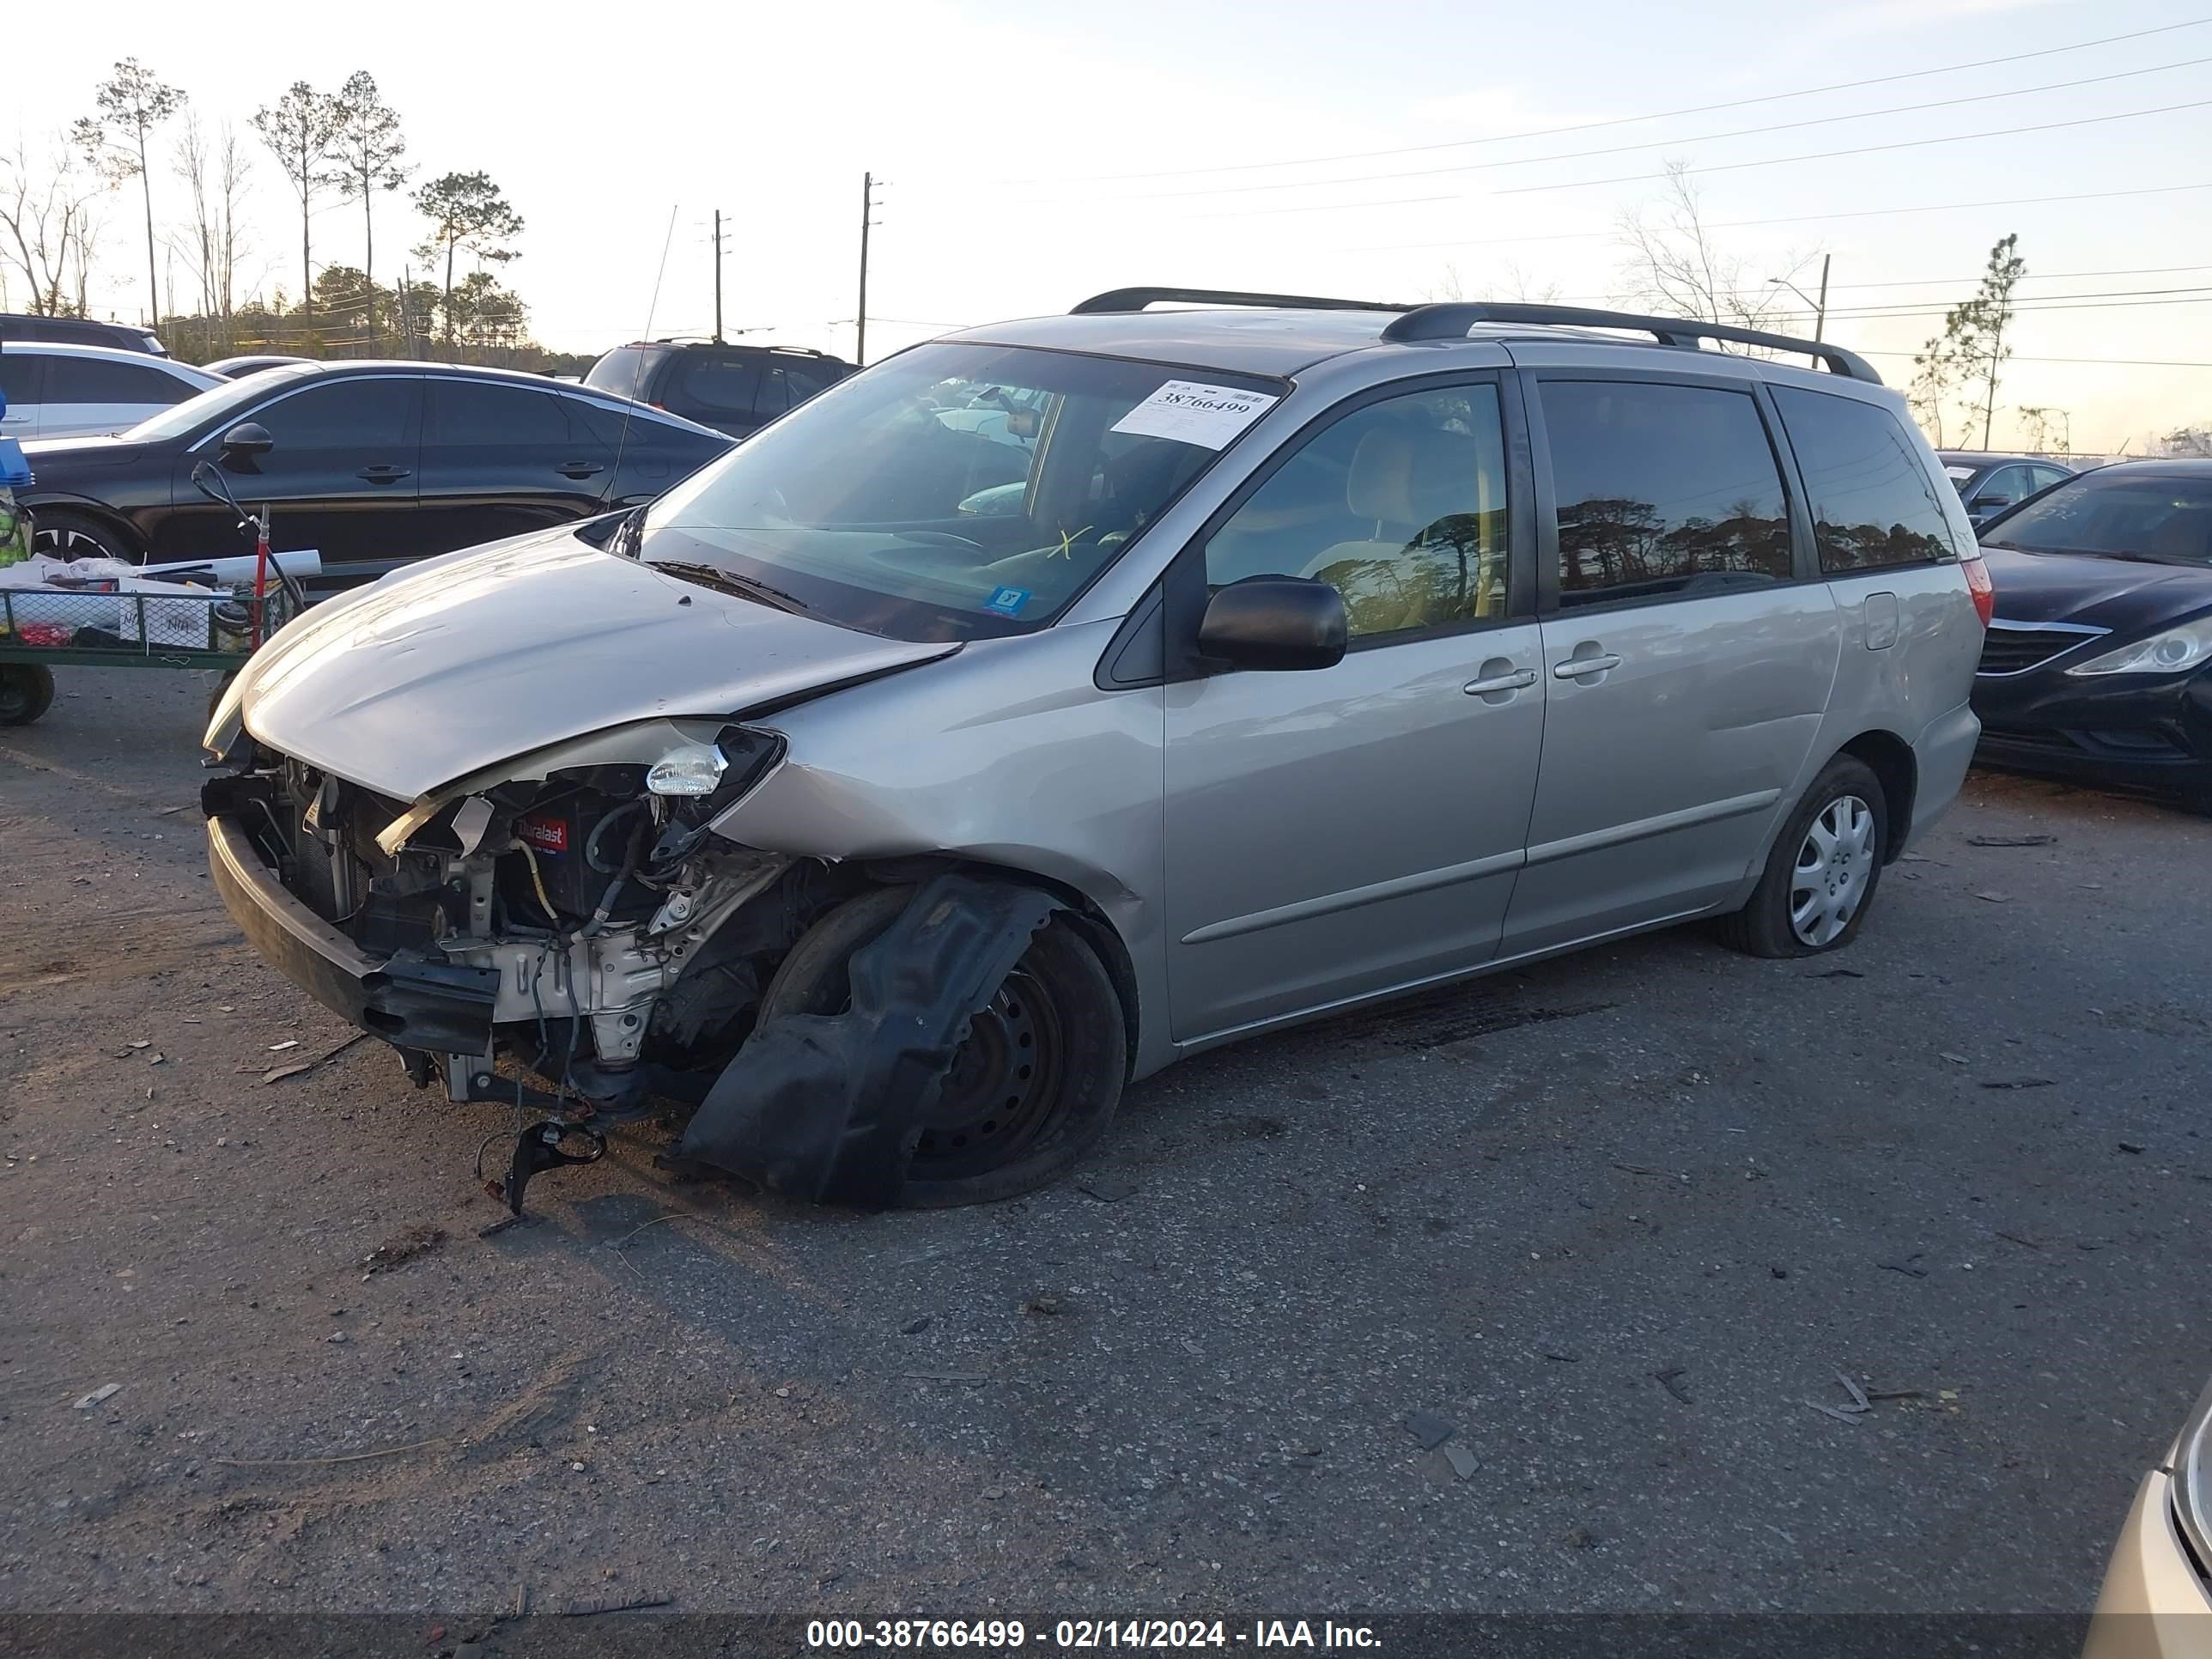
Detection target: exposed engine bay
<box><xmin>201</xmin><ymin>720</ymin><xmax>1097</xmax><ymax>1213</ymax></box>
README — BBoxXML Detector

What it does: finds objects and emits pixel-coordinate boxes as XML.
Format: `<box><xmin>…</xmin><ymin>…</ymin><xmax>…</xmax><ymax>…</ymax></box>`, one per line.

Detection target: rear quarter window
<box><xmin>1772</xmin><ymin>387</ymin><xmax>1960</xmax><ymax>572</ymax></box>
<box><xmin>47</xmin><ymin>356</ymin><xmax>192</xmax><ymax>404</ymax></box>
<box><xmin>584</xmin><ymin>347</ymin><xmax>668</xmax><ymax>404</ymax></box>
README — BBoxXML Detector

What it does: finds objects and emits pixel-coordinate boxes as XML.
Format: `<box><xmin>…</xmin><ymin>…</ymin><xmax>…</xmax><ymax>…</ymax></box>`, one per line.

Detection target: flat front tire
<box><xmin>757</xmin><ymin>886</ymin><xmax>1125</xmax><ymax>1206</ymax></box>
<box><xmin>1719</xmin><ymin>757</ymin><xmax>1888</xmax><ymax>958</ymax></box>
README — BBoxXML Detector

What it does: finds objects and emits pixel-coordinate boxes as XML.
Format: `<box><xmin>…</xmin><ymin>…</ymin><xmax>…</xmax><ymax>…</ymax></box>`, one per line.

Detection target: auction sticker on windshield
<box><xmin>1110</xmin><ymin>381</ymin><xmax>1279</xmax><ymax>450</ymax></box>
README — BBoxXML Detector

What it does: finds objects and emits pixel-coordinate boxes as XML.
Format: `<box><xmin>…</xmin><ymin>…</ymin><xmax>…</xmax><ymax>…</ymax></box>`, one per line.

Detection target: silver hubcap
<box><xmin>1790</xmin><ymin>793</ymin><xmax>1875</xmax><ymax>947</ymax></box>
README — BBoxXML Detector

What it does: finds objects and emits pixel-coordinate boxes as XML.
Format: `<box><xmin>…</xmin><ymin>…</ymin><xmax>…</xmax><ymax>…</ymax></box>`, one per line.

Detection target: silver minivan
<box><xmin>202</xmin><ymin>291</ymin><xmax>1990</xmax><ymax>1210</ymax></box>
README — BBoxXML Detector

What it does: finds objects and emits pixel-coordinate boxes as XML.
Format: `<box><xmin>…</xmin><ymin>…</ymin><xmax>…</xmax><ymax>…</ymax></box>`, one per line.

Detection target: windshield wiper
<box><xmin>649</xmin><ymin>560</ymin><xmax>811</xmax><ymax>614</ymax></box>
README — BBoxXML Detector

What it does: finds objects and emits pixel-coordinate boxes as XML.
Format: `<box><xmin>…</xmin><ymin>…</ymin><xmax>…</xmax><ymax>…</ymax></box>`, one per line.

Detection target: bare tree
<box><xmin>87</xmin><ymin>58</ymin><xmax>187</xmax><ymax>331</ymax></box>
<box><xmin>1486</xmin><ymin>260</ymin><xmax>1563</xmax><ymax>303</ymax></box>
<box><xmin>0</xmin><ymin>135</ymin><xmax>110</xmax><ymax>316</ymax></box>
<box><xmin>2014</xmin><ymin>404</ymin><xmax>2069</xmax><ymax>456</ymax></box>
<box><xmin>170</xmin><ymin>116</ymin><xmax>254</xmax><ymax>355</ymax></box>
<box><xmin>331</xmin><ymin>71</ymin><xmax>410</xmax><ymax>342</ymax></box>
<box><xmin>1616</xmin><ymin>161</ymin><xmax>1816</xmax><ymax>334</ymax></box>
<box><xmin>252</xmin><ymin>82</ymin><xmax>344</xmax><ymax>341</ymax></box>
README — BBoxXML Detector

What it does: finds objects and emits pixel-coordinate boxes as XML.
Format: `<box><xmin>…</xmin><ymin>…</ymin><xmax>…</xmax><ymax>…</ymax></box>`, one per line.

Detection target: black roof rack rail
<box><xmin>1071</xmin><ymin>286</ymin><xmax>1413</xmax><ymax>315</ymax></box>
<box><xmin>1379</xmin><ymin>301</ymin><xmax>1881</xmax><ymax>384</ymax></box>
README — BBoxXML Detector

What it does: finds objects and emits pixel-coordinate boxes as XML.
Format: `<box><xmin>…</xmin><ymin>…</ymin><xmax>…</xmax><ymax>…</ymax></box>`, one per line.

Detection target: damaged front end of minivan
<box><xmin>202</xmin><ymin>711</ymin><xmax>1097</xmax><ymax>1212</ymax></box>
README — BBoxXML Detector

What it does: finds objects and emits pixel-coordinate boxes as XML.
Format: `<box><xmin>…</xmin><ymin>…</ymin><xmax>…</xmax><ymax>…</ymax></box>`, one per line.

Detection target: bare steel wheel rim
<box><xmin>912</xmin><ymin>969</ymin><xmax>1066</xmax><ymax>1178</ymax></box>
<box><xmin>1789</xmin><ymin>793</ymin><xmax>1875</xmax><ymax>947</ymax></box>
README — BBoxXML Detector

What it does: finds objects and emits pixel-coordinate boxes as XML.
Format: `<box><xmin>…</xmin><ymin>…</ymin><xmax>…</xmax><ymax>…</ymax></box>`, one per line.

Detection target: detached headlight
<box><xmin>2171</xmin><ymin>1378</ymin><xmax>2212</xmax><ymax>1570</ymax></box>
<box><xmin>645</xmin><ymin>741</ymin><xmax>728</xmax><ymax>796</ymax></box>
<box><xmin>2066</xmin><ymin>618</ymin><xmax>2212</xmax><ymax>678</ymax></box>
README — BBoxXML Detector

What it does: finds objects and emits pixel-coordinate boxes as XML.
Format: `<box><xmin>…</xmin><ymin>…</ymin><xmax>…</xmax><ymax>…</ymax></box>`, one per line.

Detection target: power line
<box><xmin>1024</xmin><ymin>16</ymin><xmax>2212</xmax><ymax>184</ymax></box>
<box><xmin>1055</xmin><ymin>54</ymin><xmax>2212</xmax><ymax>202</ymax></box>
<box><xmin>1355</xmin><ymin>180</ymin><xmax>2212</xmax><ymax>252</ymax></box>
<box><xmin>1856</xmin><ymin>349</ymin><xmax>2212</xmax><ymax>368</ymax></box>
<box><xmin>1488</xmin><ymin>98</ymin><xmax>2212</xmax><ymax>198</ymax></box>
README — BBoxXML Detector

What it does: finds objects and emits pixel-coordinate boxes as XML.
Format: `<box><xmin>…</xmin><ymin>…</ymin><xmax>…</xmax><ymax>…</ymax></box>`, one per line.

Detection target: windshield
<box><xmin>639</xmin><ymin>342</ymin><xmax>1285</xmax><ymax>641</ymax></box>
<box><xmin>1985</xmin><ymin>471</ymin><xmax>2212</xmax><ymax>564</ymax></box>
<box><xmin>125</xmin><ymin>363</ymin><xmax>319</xmax><ymax>443</ymax></box>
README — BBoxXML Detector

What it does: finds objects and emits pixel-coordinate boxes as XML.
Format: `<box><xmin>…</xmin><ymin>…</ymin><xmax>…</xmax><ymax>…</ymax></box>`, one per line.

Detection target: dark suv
<box><xmin>0</xmin><ymin>312</ymin><xmax>167</xmax><ymax>357</ymax></box>
<box><xmin>582</xmin><ymin>340</ymin><xmax>852</xmax><ymax>439</ymax></box>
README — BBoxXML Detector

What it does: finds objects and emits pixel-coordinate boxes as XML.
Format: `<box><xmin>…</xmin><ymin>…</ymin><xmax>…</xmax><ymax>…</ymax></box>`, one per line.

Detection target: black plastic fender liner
<box><xmin>672</xmin><ymin>873</ymin><xmax>1062</xmax><ymax>1209</ymax></box>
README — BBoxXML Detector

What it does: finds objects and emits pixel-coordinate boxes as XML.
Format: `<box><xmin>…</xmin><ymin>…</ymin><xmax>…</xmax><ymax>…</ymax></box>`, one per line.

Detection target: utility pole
<box><xmin>1812</xmin><ymin>252</ymin><xmax>1830</xmax><ymax>343</ymax></box>
<box><xmin>856</xmin><ymin>171</ymin><xmax>884</xmax><ymax>367</ymax></box>
<box><xmin>711</xmin><ymin>209</ymin><xmax>728</xmax><ymax>343</ymax></box>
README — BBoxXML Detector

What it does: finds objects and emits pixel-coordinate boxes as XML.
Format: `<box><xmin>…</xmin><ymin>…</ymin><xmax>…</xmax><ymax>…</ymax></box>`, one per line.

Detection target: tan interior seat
<box><xmin>1301</xmin><ymin>424</ymin><xmax>1490</xmax><ymax>635</ymax></box>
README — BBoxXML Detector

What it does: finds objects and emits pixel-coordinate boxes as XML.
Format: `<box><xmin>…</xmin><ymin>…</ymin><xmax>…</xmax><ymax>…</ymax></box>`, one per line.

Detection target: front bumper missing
<box><xmin>207</xmin><ymin>812</ymin><xmax>499</xmax><ymax>1054</ymax></box>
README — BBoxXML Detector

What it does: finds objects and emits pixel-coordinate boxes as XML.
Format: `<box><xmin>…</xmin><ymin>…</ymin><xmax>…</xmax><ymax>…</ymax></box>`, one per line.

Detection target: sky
<box><xmin>7</xmin><ymin>0</ymin><xmax>2210</xmax><ymax>452</ymax></box>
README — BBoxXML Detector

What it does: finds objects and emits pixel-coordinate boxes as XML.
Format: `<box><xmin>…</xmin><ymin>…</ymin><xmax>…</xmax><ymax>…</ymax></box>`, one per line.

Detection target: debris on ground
<box><xmin>1651</xmin><ymin>1368</ymin><xmax>1692</xmax><ymax>1405</ymax></box>
<box><xmin>1980</xmin><ymin>1078</ymin><xmax>2057</xmax><ymax>1091</ymax></box>
<box><xmin>1079</xmin><ymin>1174</ymin><xmax>1139</xmax><ymax>1203</ymax></box>
<box><xmin>263</xmin><ymin>1032</ymin><xmax>369</xmax><ymax>1085</ymax></box>
<box><xmin>1022</xmin><ymin>1295</ymin><xmax>1065</xmax><ymax>1316</ymax></box>
<box><xmin>1968</xmin><ymin>834</ymin><xmax>2057</xmax><ymax>848</ymax></box>
<box><xmin>561</xmin><ymin>1592</ymin><xmax>672</xmax><ymax>1618</ymax></box>
<box><xmin>1877</xmin><ymin>1255</ymin><xmax>1929</xmax><ymax>1278</ymax></box>
<box><xmin>72</xmin><ymin>1382</ymin><xmax>121</xmax><ymax>1411</ymax></box>
<box><xmin>1443</xmin><ymin>1443</ymin><xmax>1478</xmax><ymax>1480</ymax></box>
<box><xmin>362</xmin><ymin>1224</ymin><xmax>448</xmax><ymax>1276</ymax></box>
<box><xmin>1407</xmin><ymin>1409</ymin><xmax>1457</xmax><ymax>1449</ymax></box>
<box><xmin>900</xmin><ymin>1316</ymin><xmax>933</xmax><ymax>1335</ymax></box>
<box><xmin>1973</xmin><ymin>891</ymin><xmax>2012</xmax><ymax>903</ymax></box>
<box><xmin>1802</xmin><ymin>1367</ymin><xmax>1881</xmax><ymax>1424</ymax></box>
<box><xmin>266</xmin><ymin>1040</ymin><xmax>299</xmax><ymax>1052</ymax></box>
<box><xmin>2118</xmin><ymin>1142</ymin><xmax>2147</xmax><ymax>1155</ymax></box>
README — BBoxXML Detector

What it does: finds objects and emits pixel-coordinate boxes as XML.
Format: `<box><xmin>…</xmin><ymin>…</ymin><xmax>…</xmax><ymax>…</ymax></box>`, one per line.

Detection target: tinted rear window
<box><xmin>1540</xmin><ymin>379</ymin><xmax>1792</xmax><ymax>605</ymax></box>
<box><xmin>1771</xmin><ymin>387</ymin><xmax>1958</xmax><ymax>572</ymax></box>
<box><xmin>584</xmin><ymin>347</ymin><xmax>667</xmax><ymax>402</ymax></box>
<box><xmin>428</xmin><ymin>379</ymin><xmax>605</xmax><ymax>447</ymax></box>
<box><xmin>45</xmin><ymin>356</ymin><xmax>191</xmax><ymax>404</ymax></box>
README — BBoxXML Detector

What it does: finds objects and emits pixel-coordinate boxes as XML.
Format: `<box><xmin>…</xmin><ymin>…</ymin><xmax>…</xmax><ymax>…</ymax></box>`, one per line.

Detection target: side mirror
<box><xmin>1969</xmin><ymin>495</ymin><xmax>2006</xmax><ymax>514</ymax></box>
<box><xmin>1197</xmin><ymin>575</ymin><xmax>1347</xmax><ymax>672</ymax></box>
<box><xmin>220</xmin><ymin>422</ymin><xmax>273</xmax><ymax>458</ymax></box>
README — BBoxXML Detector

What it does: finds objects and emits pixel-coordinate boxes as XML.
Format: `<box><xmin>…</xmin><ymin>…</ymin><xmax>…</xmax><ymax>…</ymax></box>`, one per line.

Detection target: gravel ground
<box><xmin>2</xmin><ymin>665</ymin><xmax>2208</xmax><ymax>1626</ymax></box>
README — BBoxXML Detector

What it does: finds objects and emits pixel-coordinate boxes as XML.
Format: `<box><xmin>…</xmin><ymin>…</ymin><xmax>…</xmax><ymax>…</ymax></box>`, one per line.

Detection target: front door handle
<box><xmin>1553</xmin><ymin>653</ymin><xmax>1622</xmax><ymax>679</ymax></box>
<box><xmin>356</xmin><ymin>465</ymin><xmax>411</xmax><ymax>483</ymax></box>
<box><xmin>1463</xmin><ymin>668</ymin><xmax>1537</xmax><ymax>696</ymax></box>
<box><xmin>558</xmin><ymin>460</ymin><xmax>606</xmax><ymax>479</ymax></box>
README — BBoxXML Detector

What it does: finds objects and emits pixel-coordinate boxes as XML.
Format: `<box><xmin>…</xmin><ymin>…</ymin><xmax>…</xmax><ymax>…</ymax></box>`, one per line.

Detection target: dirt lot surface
<box><xmin>3</xmin><ymin>667</ymin><xmax>2209</xmax><ymax>1629</ymax></box>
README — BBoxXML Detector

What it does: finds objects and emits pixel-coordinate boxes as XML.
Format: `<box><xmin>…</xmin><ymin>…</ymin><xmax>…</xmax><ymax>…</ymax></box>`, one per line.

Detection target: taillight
<box><xmin>1961</xmin><ymin>551</ymin><xmax>1995</xmax><ymax>628</ymax></box>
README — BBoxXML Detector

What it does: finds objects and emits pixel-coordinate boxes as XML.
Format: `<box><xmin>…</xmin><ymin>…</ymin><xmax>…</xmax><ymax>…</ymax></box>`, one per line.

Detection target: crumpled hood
<box><xmin>236</xmin><ymin>525</ymin><xmax>957</xmax><ymax>799</ymax></box>
<box><xmin>1982</xmin><ymin>544</ymin><xmax>2212</xmax><ymax>629</ymax></box>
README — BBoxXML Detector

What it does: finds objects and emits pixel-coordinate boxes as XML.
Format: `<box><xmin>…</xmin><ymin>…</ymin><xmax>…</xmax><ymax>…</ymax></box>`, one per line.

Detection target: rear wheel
<box><xmin>1718</xmin><ymin>757</ymin><xmax>1887</xmax><ymax>958</ymax></box>
<box><xmin>758</xmin><ymin>885</ymin><xmax>1125</xmax><ymax>1206</ymax></box>
<box><xmin>0</xmin><ymin>664</ymin><xmax>55</xmax><ymax>726</ymax></box>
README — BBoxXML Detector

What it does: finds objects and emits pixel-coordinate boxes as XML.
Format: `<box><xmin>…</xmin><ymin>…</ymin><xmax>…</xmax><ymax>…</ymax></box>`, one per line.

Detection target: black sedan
<box><xmin>18</xmin><ymin>361</ymin><xmax>732</xmax><ymax>580</ymax></box>
<box><xmin>1971</xmin><ymin>459</ymin><xmax>2212</xmax><ymax>809</ymax></box>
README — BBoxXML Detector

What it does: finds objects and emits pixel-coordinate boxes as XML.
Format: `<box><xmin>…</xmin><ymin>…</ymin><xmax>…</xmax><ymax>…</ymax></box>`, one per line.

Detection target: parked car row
<box><xmin>1</xmin><ymin>317</ymin><xmax>870</xmax><ymax>584</ymax></box>
<box><xmin>15</xmin><ymin>360</ymin><xmax>735</xmax><ymax>579</ymax></box>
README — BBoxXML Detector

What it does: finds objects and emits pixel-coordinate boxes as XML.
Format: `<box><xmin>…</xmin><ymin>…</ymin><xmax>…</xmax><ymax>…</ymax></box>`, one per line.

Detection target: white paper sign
<box><xmin>1109</xmin><ymin>380</ymin><xmax>1279</xmax><ymax>450</ymax></box>
<box><xmin>1943</xmin><ymin>465</ymin><xmax>1976</xmax><ymax>481</ymax></box>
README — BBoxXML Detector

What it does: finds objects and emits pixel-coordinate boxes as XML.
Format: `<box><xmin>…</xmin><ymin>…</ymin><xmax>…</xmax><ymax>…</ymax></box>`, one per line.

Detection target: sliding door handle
<box><xmin>1463</xmin><ymin>668</ymin><xmax>1537</xmax><ymax>696</ymax></box>
<box><xmin>1553</xmin><ymin>653</ymin><xmax>1622</xmax><ymax>679</ymax></box>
